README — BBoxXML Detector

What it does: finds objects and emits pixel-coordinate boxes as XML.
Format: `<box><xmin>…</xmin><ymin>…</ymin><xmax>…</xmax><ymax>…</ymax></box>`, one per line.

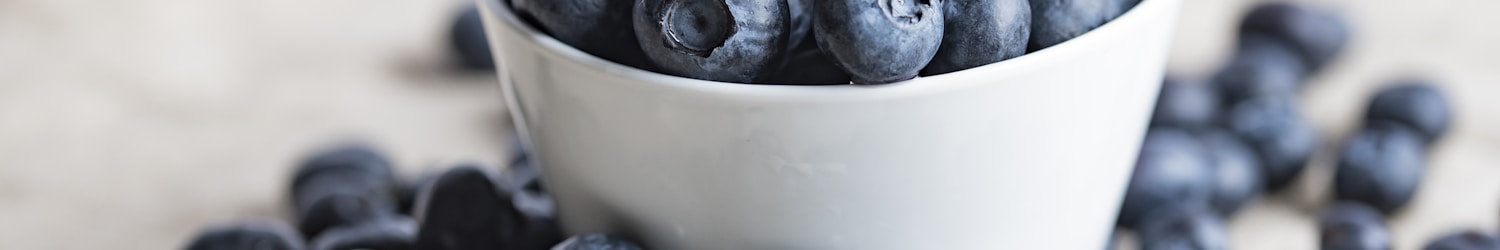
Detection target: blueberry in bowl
<box><xmin>921</xmin><ymin>0</ymin><xmax>1031</xmax><ymax>76</ymax></box>
<box><xmin>1028</xmin><ymin>0</ymin><xmax>1135</xmax><ymax>51</ymax></box>
<box><xmin>784</xmin><ymin>0</ymin><xmax>815</xmax><ymax>53</ymax></box>
<box><xmin>763</xmin><ymin>34</ymin><xmax>853</xmax><ymax>85</ymax></box>
<box><xmin>813</xmin><ymin>0</ymin><xmax>944</xmax><ymax>84</ymax></box>
<box><xmin>512</xmin><ymin>0</ymin><xmax>653</xmax><ymax>69</ymax></box>
<box><xmin>634</xmin><ymin>0</ymin><xmax>792</xmax><ymax>83</ymax></box>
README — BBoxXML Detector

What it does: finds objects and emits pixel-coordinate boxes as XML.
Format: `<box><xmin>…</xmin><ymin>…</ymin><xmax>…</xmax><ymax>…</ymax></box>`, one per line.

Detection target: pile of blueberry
<box><xmin>451</xmin><ymin>0</ymin><xmax>1141</xmax><ymax>84</ymax></box>
<box><xmin>183</xmin><ymin>143</ymin><xmax>644</xmax><ymax>250</ymax></box>
<box><xmin>1115</xmin><ymin>3</ymin><xmax>1482</xmax><ymax>250</ymax></box>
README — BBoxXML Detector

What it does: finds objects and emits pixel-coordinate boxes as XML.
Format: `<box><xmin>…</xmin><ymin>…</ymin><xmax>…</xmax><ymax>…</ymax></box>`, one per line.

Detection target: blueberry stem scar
<box><xmin>884</xmin><ymin>0</ymin><xmax>932</xmax><ymax>24</ymax></box>
<box><xmin>660</xmin><ymin>0</ymin><xmax>737</xmax><ymax>57</ymax></box>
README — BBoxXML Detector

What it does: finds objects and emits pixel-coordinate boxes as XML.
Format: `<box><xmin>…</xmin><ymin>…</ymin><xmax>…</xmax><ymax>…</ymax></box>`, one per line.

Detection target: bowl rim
<box><xmin>479</xmin><ymin>0</ymin><xmax>1177</xmax><ymax>97</ymax></box>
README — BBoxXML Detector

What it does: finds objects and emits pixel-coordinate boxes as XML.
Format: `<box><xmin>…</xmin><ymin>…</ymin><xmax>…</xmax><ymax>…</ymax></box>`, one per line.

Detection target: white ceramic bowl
<box><xmin>479</xmin><ymin>0</ymin><xmax>1181</xmax><ymax>249</ymax></box>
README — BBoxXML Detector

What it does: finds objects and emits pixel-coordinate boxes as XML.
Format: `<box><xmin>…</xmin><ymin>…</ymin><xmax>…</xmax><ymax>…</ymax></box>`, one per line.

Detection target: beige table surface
<box><xmin>2</xmin><ymin>0</ymin><xmax>1498</xmax><ymax>249</ymax></box>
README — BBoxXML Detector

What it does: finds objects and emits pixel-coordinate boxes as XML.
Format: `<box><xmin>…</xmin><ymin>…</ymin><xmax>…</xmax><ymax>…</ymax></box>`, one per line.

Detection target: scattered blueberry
<box><xmin>290</xmin><ymin>144</ymin><xmax>400</xmax><ymax>238</ymax></box>
<box><xmin>814</xmin><ymin>0</ymin><xmax>944</xmax><ymax>84</ymax></box>
<box><xmin>1151</xmin><ymin>76</ymin><xmax>1221</xmax><ymax>129</ymax></box>
<box><xmin>451</xmin><ymin>4</ymin><xmax>495</xmax><ymax>70</ymax></box>
<box><xmin>1027</xmin><ymin>0</ymin><xmax>1120</xmax><ymax>51</ymax></box>
<box><xmin>1134</xmin><ymin>203</ymin><xmax>1228</xmax><ymax>250</ymax></box>
<box><xmin>414</xmin><ymin>165</ymin><xmax>557</xmax><ymax>250</ymax></box>
<box><xmin>501</xmin><ymin>141</ymin><xmax>538</xmax><ymax>192</ymax></box>
<box><xmin>501</xmin><ymin>148</ymin><xmax>563</xmax><ymax>245</ymax></box>
<box><xmin>512</xmin><ymin>0</ymin><xmax>653</xmax><ymax>69</ymax></box>
<box><xmin>185</xmin><ymin>220</ymin><xmax>307</xmax><ymax>250</ymax></box>
<box><xmin>1320</xmin><ymin>201</ymin><xmax>1392</xmax><ymax>250</ymax></box>
<box><xmin>633</xmin><ymin>0</ymin><xmax>791</xmax><ymax>83</ymax></box>
<box><xmin>505</xmin><ymin>154</ymin><xmax>556</xmax><ymax>220</ymax></box>
<box><xmin>298</xmin><ymin>195</ymin><xmax>394</xmax><ymax>240</ymax></box>
<box><xmin>920</xmin><ymin>0</ymin><xmax>1030</xmax><ymax>76</ymax></box>
<box><xmin>1365</xmin><ymin>80</ymin><xmax>1452</xmax><ymax>144</ymax></box>
<box><xmin>1239</xmin><ymin>3</ymin><xmax>1349</xmax><ymax>73</ymax></box>
<box><xmin>310</xmin><ymin>217</ymin><xmax>416</xmax><ymax>250</ymax></box>
<box><xmin>1199</xmin><ymin>129</ymin><xmax>1263</xmax><ymax>216</ymax></box>
<box><xmin>1118</xmin><ymin>128</ymin><xmax>1214</xmax><ymax>228</ymax></box>
<box><xmin>396</xmin><ymin>172</ymin><xmax>438</xmax><ymax>215</ymax></box>
<box><xmin>1213</xmin><ymin>31</ymin><xmax>1309</xmax><ymax>105</ymax></box>
<box><xmin>1224</xmin><ymin>95</ymin><xmax>1320</xmax><ymax>191</ymax></box>
<box><xmin>552</xmin><ymin>233</ymin><xmax>646</xmax><ymax>250</ymax></box>
<box><xmin>1334</xmin><ymin>121</ymin><xmax>1427</xmax><ymax>214</ymax></box>
<box><xmin>1424</xmin><ymin>231</ymin><xmax>1500</xmax><ymax>250</ymax></box>
<box><xmin>1106</xmin><ymin>230</ymin><xmax>1120</xmax><ymax>250</ymax></box>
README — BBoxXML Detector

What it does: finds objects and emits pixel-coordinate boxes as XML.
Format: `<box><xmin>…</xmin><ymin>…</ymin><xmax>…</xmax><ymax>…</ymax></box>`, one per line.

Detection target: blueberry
<box><xmin>920</xmin><ymin>0</ymin><xmax>1030</xmax><ymax>76</ymax></box>
<box><xmin>1151</xmin><ymin>76</ymin><xmax>1221</xmax><ymax>129</ymax></box>
<box><xmin>785</xmin><ymin>0</ymin><xmax>815</xmax><ymax>52</ymax></box>
<box><xmin>633</xmin><ymin>0</ymin><xmax>790</xmax><ymax>83</ymax></box>
<box><xmin>763</xmin><ymin>1</ymin><xmax>851</xmax><ymax>85</ymax></box>
<box><xmin>310</xmin><ymin>217</ymin><xmax>416</xmax><ymax>250</ymax></box>
<box><xmin>1199</xmin><ymin>129</ymin><xmax>1263</xmax><ymax>216</ymax></box>
<box><xmin>502</xmin><ymin>146</ymin><xmax>539</xmax><ymax>193</ymax></box>
<box><xmin>1319</xmin><ymin>201</ymin><xmax>1392</xmax><ymax>250</ymax></box>
<box><xmin>814</xmin><ymin>0</ymin><xmax>944</xmax><ymax>84</ymax></box>
<box><xmin>299</xmin><ymin>194</ymin><xmax>395</xmax><ymax>240</ymax></box>
<box><xmin>511</xmin><ymin>0</ymin><xmax>653</xmax><ymax>69</ymax></box>
<box><xmin>396</xmin><ymin>173</ymin><xmax>439</xmax><ymax>216</ymax></box>
<box><xmin>1365</xmin><ymin>80</ymin><xmax>1452</xmax><ymax>144</ymax></box>
<box><xmin>1110</xmin><ymin>0</ymin><xmax>1140</xmax><ymax>18</ymax></box>
<box><xmin>505</xmin><ymin>155</ymin><xmax>556</xmax><ymax>219</ymax></box>
<box><xmin>1224</xmin><ymin>95</ymin><xmax>1320</xmax><ymax>191</ymax></box>
<box><xmin>414</xmin><ymin>165</ymin><xmax>557</xmax><ymax>250</ymax></box>
<box><xmin>500</xmin><ymin>150</ymin><xmax>563</xmax><ymax>245</ymax></box>
<box><xmin>764</xmin><ymin>35</ymin><xmax>853</xmax><ymax>85</ymax></box>
<box><xmin>1334</xmin><ymin>121</ymin><xmax>1427</xmax><ymax>214</ymax></box>
<box><xmin>1213</xmin><ymin>31</ymin><xmax>1309</xmax><ymax>105</ymax></box>
<box><xmin>1107</xmin><ymin>230</ymin><xmax>1120</xmax><ymax>250</ymax></box>
<box><xmin>1027</xmin><ymin>0</ymin><xmax>1120</xmax><ymax>51</ymax></box>
<box><xmin>1134</xmin><ymin>203</ymin><xmax>1228</xmax><ymax>250</ymax></box>
<box><xmin>552</xmin><ymin>233</ymin><xmax>647</xmax><ymax>250</ymax></box>
<box><xmin>1424</xmin><ymin>231</ymin><xmax>1500</xmax><ymax>250</ymax></box>
<box><xmin>451</xmin><ymin>4</ymin><xmax>495</xmax><ymax>70</ymax></box>
<box><xmin>1118</xmin><ymin>128</ymin><xmax>1213</xmax><ymax>228</ymax></box>
<box><xmin>1240</xmin><ymin>3</ymin><xmax>1349</xmax><ymax>73</ymax></box>
<box><xmin>185</xmin><ymin>220</ymin><xmax>307</xmax><ymax>250</ymax></box>
<box><xmin>290</xmin><ymin>144</ymin><xmax>400</xmax><ymax>238</ymax></box>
